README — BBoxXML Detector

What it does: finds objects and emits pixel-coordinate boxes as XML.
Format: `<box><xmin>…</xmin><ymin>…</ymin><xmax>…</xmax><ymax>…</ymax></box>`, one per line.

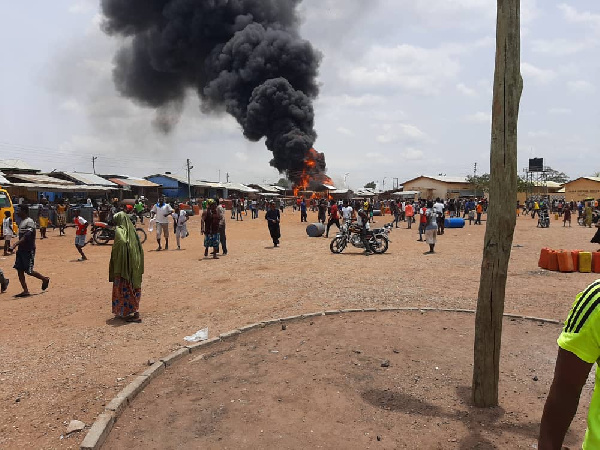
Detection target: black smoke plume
<box><xmin>101</xmin><ymin>0</ymin><xmax>324</xmax><ymax>184</ymax></box>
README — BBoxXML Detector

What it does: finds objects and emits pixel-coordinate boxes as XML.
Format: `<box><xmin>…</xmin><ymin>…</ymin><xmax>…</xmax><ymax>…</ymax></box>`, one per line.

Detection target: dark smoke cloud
<box><xmin>101</xmin><ymin>0</ymin><xmax>323</xmax><ymax>183</ymax></box>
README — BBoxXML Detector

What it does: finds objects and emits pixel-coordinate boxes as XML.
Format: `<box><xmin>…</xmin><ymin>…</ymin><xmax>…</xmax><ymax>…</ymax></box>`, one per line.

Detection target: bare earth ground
<box><xmin>0</xmin><ymin>210</ymin><xmax>598</xmax><ymax>449</ymax></box>
<box><xmin>104</xmin><ymin>312</ymin><xmax>588</xmax><ymax>450</ymax></box>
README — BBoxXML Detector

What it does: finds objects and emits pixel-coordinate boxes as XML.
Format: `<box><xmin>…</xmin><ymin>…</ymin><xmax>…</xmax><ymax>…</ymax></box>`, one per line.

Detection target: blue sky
<box><xmin>0</xmin><ymin>0</ymin><xmax>598</xmax><ymax>189</ymax></box>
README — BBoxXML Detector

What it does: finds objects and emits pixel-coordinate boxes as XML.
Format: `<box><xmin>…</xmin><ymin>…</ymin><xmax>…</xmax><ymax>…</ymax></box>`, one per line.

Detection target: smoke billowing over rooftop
<box><xmin>101</xmin><ymin>0</ymin><xmax>326</xmax><ymax>185</ymax></box>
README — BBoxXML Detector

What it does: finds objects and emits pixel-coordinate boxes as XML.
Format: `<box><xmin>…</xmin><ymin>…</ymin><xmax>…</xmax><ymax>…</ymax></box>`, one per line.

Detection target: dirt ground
<box><xmin>104</xmin><ymin>311</ymin><xmax>590</xmax><ymax>450</ymax></box>
<box><xmin>0</xmin><ymin>209</ymin><xmax>598</xmax><ymax>449</ymax></box>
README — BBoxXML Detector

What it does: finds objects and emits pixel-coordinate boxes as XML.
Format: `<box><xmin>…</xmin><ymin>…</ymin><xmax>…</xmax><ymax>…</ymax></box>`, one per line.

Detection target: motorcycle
<box><xmin>330</xmin><ymin>221</ymin><xmax>392</xmax><ymax>254</ymax></box>
<box><xmin>92</xmin><ymin>215</ymin><xmax>147</xmax><ymax>245</ymax></box>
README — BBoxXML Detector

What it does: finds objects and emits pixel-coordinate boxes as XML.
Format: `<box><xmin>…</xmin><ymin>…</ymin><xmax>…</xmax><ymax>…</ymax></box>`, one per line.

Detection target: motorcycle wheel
<box><xmin>330</xmin><ymin>236</ymin><xmax>346</xmax><ymax>254</ymax></box>
<box><xmin>136</xmin><ymin>228</ymin><xmax>147</xmax><ymax>244</ymax></box>
<box><xmin>371</xmin><ymin>235</ymin><xmax>389</xmax><ymax>254</ymax></box>
<box><xmin>93</xmin><ymin>228</ymin><xmax>111</xmax><ymax>245</ymax></box>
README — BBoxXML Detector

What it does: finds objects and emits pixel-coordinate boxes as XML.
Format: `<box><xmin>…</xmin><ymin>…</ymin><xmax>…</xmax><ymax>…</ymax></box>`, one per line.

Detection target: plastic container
<box><xmin>571</xmin><ymin>250</ymin><xmax>581</xmax><ymax>270</ymax></box>
<box><xmin>538</xmin><ymin>248</ymin><xmax>551</xmax><ymax>269</ymax></box>
<box><xmin>579</xmin><ymin>252</ymin><xmax>592</xmax><ymax>273</ymax></box>
<box><xmin>548</xmin><ymin>251</ymin><xmax>560</xmax><ymax>271</ymax></box>
<box><xmin>444</xmin><ymin>218</ymin><xmax>466</xmax><ymax>229</ymax></box>
<box><xmin>306</xmin><ymin>223</ymin><xmax>325</xmax><ymax>237</ymax></box>
<box><xmin>593</xmin><ymin>252</ymin><xmax>600</xmax><ymax>273</ymax></box>
<box><xmin>558</xmin><ymin>251</ymin><xmax>574</xmax><ymax>273</ymax></box>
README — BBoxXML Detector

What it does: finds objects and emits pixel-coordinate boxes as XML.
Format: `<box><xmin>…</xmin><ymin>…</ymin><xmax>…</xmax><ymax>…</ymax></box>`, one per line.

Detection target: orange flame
<box><xmin>292</xmin><ymin>148</ymin><xmax>333</xmax><ymax>197</ymax></box>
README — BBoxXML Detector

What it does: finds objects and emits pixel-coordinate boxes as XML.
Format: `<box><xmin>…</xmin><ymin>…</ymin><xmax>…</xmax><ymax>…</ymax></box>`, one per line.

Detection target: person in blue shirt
<box><xmin>300</xmin><ymin>199</ymin><xmax>307</xmax><ymax>222</ymax></box>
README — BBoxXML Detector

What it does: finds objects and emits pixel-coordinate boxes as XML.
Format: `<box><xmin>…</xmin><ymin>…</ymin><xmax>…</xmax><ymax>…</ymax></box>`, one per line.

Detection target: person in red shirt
<box><xmin>73</xmin><ymin>209</ymin><xmax>89</xmax><ymax>261</ymax></box>
<box><xmin>325</xmin><ymin>201</ymin><xmax>341</xmax><ymax>238</ymax></box>
<box><xmin>418</xmin><ymin>203</ymin><xmax>427</xmax><ymax>241</ymax></box>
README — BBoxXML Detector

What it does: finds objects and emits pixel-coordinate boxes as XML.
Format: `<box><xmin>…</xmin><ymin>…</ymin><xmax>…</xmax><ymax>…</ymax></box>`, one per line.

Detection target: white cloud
<box><xmin>456</xmin><ymin>83</ymin><xmax>477</xmax><ymax>97</ymax></box>
<box><xmin>235</xmin><ymin>152</ymin><xmax>249</xmax><ymax>162</ymax></box>
<box><xmin>548</xmin><ymin>107</ymin><xmax>572</xmax><ymax>115</ymax></box>
<box><xmin>318</xmin><ymin>94</ymin><xmax>387</xmax><ymax>108</ymax></box>
<box><xmin>464</xmin><ymin>112</ymin><xmax>491</xmax><ymax>124</ymax></box>
<box><xmin>531</xmin><ymin>38</ymin><xmax>598</xmax><ymax>56</ymax></box>
<box><xmin>521</xmin><ymin>62</ymin><xmax>557</xmax><ymax>85</ymax></box>
<box><xmin>567</xmin><ymin>80</ymin><xmax>596</xmax><ymax>94</ymax></box>
<box><xmin>401</xmin><ymin>148</ymin><xmax>425</xmax><ymax>160</ymax></box>
<box><xmin>375</xmin><ymin>123</ymin><xmax>429</xmax><ymax>144</ymax></box>
<box><xmin>68</xmin><ymin>0</ymin><xmax>95</xmax><ymax>14</ymax></box>
<box><xmin>343</xmin><ymin>43</ymin><xmax>462</xmax><ymax>95</ymax></box>
<box><xmin>558</xmin><ymin>4</ymin><xmax>600</xmax><ymax>30</ymax></box>
<box><xmin>336</xmin><ymin>126</ymin><xmax>355</xmax><ymax>137</ymax></box>
<box><xmin>527</xmin><ymin>130</ymin><xmax>551</xmax><ymax>138</ymax></box>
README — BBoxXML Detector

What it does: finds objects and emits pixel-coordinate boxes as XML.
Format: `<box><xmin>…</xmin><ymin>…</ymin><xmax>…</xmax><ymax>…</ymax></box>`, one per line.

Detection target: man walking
<box><xmin>265</xmin><ymin>201</ymin><xmax>281</xmax><ymax>247</ymax></box>
<box><xmin>10</xmin><ymin>206</ymin><xmax>50</xmax><ymax>297</ymax></box>
<box><xmin>475</xmin><ymin>201</ymin><xmax>483</xmax><ymax>225</ymax></box>
<box><xmin>325</xmin><ymin>201</ymin><xmax>340</xmax><ymax>238</ymax></box>
<box><xmin>151</xmin><ymin>196</ymin><xmax>173</xmax><ymax>251</ymax></box>
<box><xmin>405</xmin><ymin>201</ymin><xmax>414</xmax><ymax>229</ymax></box>
<box><xmin>218</xmin><ymin>199</ymin><xmax>228</xmax><ymax>255</ymax></box>
<box><xmin>171</xmin><ymin>206</ymin><xmax>188</xmax><ymax>250</ymax></box>
<box><xmin>72</xmin><ymin>208</ymin><xmax>89</xmax><ymax>261</ymax></box>
<box><xmin>300</xmin><ymin>199</ymin><xmax>307</xmax><ymax>222</ymax></box>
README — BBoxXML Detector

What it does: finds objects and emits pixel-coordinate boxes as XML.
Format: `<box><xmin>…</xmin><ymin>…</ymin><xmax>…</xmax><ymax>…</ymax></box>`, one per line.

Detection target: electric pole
<box><xmin>226</xmin><ymin>172</ymin><xmax>230</xmax><ymax>183</ymax></box>
<box><xmin>92</xmin><ymin>156</ymin><xmax>98</xmax><ymax>174</ymax></box>
<box><xmin>186</xmin><ymin>159</ymin><xmax>193</xmax><ymax>201</ymax></box>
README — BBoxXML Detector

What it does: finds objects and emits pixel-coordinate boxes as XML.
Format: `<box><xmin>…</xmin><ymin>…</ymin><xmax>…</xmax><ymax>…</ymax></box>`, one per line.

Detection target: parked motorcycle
<box><xmin>92</xmin><ymin>215</ymin><xmax>147</xmax><ymax>245</ymax></box>
<box><xmin>330</xmin><ymin>221</ymin><xmax>392</xmax><ymax>254</ymax></box>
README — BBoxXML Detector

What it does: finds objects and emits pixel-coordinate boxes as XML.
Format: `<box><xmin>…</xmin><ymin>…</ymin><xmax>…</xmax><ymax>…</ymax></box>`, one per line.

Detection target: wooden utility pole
<box><xmin>472</xmin><ymin>0</ymin><xmax>522</xmax><ymax>407</ymax></box>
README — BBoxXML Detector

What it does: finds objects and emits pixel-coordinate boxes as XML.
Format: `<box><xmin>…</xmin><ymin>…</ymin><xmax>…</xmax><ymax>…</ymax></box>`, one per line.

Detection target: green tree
<box><xmin>364</xmin><ymin>181</ymin><xmax>376</xmax><ymax>189</ymax></box>
<box><xmin>517</xmin><ymin>176</ymin><xmax>533</xmax><ymax>193</ymax></box>
<box><xmin>592</xmin><ymin>171</ymin><xmax>600</xmax><ymax>178</ymax></box>
<box><xmin>544</xmin><ymin>167</ymin><xmax>569</xmax><ymax>184</ymax></box>
<box><xmin>276</xmin><ymin>178</ymin><xmax>291</xmax><ymax>188</ymax></box>
<box><xmin>466</xmin><ymin>174</ymin><xmax>490</xmax><ymax>194</ymax></box>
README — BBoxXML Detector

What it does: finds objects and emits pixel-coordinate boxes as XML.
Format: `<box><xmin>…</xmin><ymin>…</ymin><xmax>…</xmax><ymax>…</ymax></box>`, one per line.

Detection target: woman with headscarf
<box><xmin>201</xmin><ymin>199</ymin><xmax>222</xmax><ymax>259</ymax></box>
<box><xmin>109</xmin><ymin>212</ymin><xmax>144</xmax><ymax>323</ymax></box>
<box><xmin>584</xmin><ymin>202</ymin><xmax>593</xmax><ymax>228</ymax></box>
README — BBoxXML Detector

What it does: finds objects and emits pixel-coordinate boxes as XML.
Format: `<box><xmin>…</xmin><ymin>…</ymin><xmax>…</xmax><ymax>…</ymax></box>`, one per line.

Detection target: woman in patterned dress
<box><xmin>109</xmin><ymin>212</ymin><xmax>144</xmax><ymax>322</ymax></box>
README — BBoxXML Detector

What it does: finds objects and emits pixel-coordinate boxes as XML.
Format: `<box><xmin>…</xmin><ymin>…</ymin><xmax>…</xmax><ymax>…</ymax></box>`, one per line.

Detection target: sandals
<box><xmin>42</xmin><ymin>278</ymin><xmax>50</xmax><ymax>291</ymax></box>
<box><xmin>14</xmin><ymin>292</ymin><xmax>31</xmax><ymax>298</ymax></box>
<box><xmin>125</xmin><ymin>313</ymin><xmax>142</xmax><ymax>323</ymax></box>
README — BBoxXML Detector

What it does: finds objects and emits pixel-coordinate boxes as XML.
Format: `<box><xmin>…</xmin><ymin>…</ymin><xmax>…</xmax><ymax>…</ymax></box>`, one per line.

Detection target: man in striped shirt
<box><xmin>539</xmin><ymin>280</ymin><xmax>600</xmax><ymax>449</ymax></box>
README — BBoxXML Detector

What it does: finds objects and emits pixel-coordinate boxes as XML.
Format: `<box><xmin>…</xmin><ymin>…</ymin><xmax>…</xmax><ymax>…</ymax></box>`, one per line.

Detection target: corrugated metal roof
<box><xmin>0</xmin><ymin>159</ymin><xmax>38</xmax><ymax>172</ymax></box>
<box><xmin>61</xmin><ymin>172</ymin><xmax>117</xmax><ymax>186</ymax></box>
<box><xmin>222</xmin><ymin>183</ymin><xmax>258</xmax><ymax>193</ymax></box>
<box><xmin>9</xmin><ymin>174</ymin><xmax>74</xmax><ymax>185</ymax></box>
<box><xmin>8</xmin><ymin>183</ymin><xmax>114</xmax><ymax>192</ymax></box>
<box><xmin>403</xmin><ymin>175</ymin><xmax>469</xmax><ymax>185</ymax></box>
<box><xmin>256</xmin><ymin>184</ymin><xmax>280</xmax><ymax>193</ymax></box>
<box><xmin>110</xmin><ymin>177</ymin><xmax>161</xmax><ymax>188</ymax></box>
<box><xmin>0</xmin><ymin>171</ymin><xmax>11</xmax><ymax>186</ymax></box>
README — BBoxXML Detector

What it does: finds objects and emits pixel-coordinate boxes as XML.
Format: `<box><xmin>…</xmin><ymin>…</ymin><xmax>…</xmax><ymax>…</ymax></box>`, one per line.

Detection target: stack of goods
<box><xmin>538</xmin><ymin>248</ymin><xmax>600</xmax><ymax>273</ymax></box>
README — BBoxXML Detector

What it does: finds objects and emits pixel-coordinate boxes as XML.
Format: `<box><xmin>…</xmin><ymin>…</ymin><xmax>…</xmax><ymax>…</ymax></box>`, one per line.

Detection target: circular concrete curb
<box><xmin>79</xmin><ymin>307</ymin><xmax>561</xmax><ymax>449</ymax></box>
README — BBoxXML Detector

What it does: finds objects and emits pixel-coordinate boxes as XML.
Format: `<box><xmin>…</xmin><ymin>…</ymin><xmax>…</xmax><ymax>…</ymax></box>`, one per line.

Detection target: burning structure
<box><xmin>291</xmin><ymin>148</ymin><xmax>334</xmax><ymax>196</ymax></box>
<box><xmin>101</xmin><ymin>0</ymin><xmax>331</xmax><ymax>188</ymax></box>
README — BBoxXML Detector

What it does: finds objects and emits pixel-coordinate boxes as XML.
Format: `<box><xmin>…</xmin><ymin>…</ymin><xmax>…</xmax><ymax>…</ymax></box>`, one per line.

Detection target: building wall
<box><xmin>402</xmin><ymin>178</ymin><xmax>473</xmax><ymax>200</ymax></box>
<box><xmin>563</xmin><ymin>179</ymin><xmax>600</xmax><ymax>201</ymax></box>
<box><xmin>146</xmin><ymin>176</ymin><xmax>187</xmax><ymax>199</ymax></box>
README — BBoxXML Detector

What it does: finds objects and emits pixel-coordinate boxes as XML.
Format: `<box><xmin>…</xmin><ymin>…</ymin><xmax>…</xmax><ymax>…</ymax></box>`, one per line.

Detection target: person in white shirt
<box><xmin>433</xmin><ymin>198</ymin><xmax>445</xmax><ymax>235</ymax></box>
<box><xmin>3</xmin><ymin>211</ymin><xmax>14</xmax><ymax>256</ymax></box>
<box><xmin>151</xmin><ymin>197</ymin><xmax>174</xmax><ymax>251</ymax></box>
<box><xmin>171</xmin><ymin>207</ymin><xmax>188</xmax><ymax>250</ymax></box>
<box><xmin>341</xmin><ymin>200</ymin><xmax>353</xmax><ymax>223</ymax></box>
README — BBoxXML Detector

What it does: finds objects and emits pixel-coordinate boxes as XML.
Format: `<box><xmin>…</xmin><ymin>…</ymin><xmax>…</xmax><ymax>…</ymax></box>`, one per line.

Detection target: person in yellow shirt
<box><xmin>539</xmin><ymin>280</ymin><xmax>600</xmax><ymax>449</ymax></box>
<box><xmin>532</xmin><ymin>200</ymin><xmax>540</xmax><ymax>219</ymax></box>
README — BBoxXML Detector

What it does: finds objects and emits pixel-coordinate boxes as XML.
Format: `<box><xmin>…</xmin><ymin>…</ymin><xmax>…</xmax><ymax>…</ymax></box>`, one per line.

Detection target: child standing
<box><xmin>171</xmin><ymin>207</ymin><xmax>188</xmax><ymax>250</ymax></box>
<box><xmin>73</xmin><ymin>209</ymin><xmax>89</xmax><ymax>261</ymax></box>
<box><xmin>563</xmin><ymin>206</ymin><xmax>571</xmax><ymax>227</ymax></box>
<box><xmin>2</xmin><ymin>211</ymin><xmax>13</xmax><ymax>256</ymax></box>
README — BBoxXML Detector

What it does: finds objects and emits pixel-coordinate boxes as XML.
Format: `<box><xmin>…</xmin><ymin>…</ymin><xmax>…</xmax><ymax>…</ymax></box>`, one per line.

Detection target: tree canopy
<box><xmin>364</xmin><ymin>181</ymin><xmax>376</xmax><ymax>189</ymax></box>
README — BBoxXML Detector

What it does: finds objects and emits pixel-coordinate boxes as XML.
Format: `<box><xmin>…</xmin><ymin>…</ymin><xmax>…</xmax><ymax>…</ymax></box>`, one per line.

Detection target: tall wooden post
<box><xmin>472</xmin><ymin>0</ymin><xmax>522</xmax><ymax>407</ymax></box>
